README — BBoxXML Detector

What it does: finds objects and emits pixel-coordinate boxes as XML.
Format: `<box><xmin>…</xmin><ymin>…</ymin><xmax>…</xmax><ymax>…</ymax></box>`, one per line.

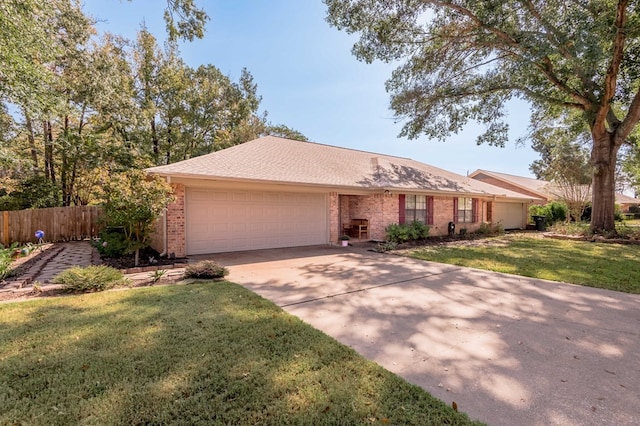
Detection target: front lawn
<box><xmin>406</xmin><ymin>234</ymin><xmax>640</xmax><ymax>294</ymax></box>
<box><xmin>0</xmin><ymin>282</ymin><xmax>481</xmax><ymax>425</ymax></box>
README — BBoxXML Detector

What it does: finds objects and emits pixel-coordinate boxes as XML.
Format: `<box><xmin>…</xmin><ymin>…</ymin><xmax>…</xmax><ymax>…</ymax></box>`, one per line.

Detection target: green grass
<box><xmin>0</xmin><ymin>282</ymin><xmax>481</xmax><ymax>425</ymax></box>
<box><xmin>407</xmin><ymin>235</ymin><xmax>640</xmax><ymax>293</ymax></box>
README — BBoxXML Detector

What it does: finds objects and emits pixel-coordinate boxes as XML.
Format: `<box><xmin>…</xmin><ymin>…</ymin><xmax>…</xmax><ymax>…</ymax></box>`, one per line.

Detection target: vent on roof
<box><xmin>370</xmin><ymin>157</ymin><xmax>379</xmax><ymax>172</ymax></box>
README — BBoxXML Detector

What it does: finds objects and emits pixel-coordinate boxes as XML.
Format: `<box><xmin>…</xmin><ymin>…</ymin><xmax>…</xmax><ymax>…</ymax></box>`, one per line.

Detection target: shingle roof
<box><xmin>615</xmin><ymin>192</ymin><xmax>639</xmax><ymax>204</ymax></box>
<box><xmin>469</xmin><ymin>169</ymin><xmax>639</xmax><ymax>204</ymax></box>
<box><xmin>147</xmin><ymin>136</ymin><xmax>538</xmax><ymax>200</ymax></box>
<box><xmin>469</xmin><ymin>169</ymin><xmax>552</xmax><ymax>198</ymax></box>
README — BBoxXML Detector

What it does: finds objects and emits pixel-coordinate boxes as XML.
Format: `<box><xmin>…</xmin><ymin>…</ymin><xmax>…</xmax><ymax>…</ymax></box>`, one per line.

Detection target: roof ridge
<box><xmin>263</xmin><ymin>135</ymin><xmax>415</xmax><ymax>162</ymax></box>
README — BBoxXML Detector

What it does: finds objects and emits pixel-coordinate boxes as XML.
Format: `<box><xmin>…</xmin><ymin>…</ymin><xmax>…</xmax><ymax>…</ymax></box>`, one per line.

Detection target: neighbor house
<box><xmin>147</xmin><ymin>137</ymin><xmax>539</xmax><ymax>256</ymax></box>
<box><xmin>469</xmin><ymin>169</ymin><xmax>639</xmax><ymax>212</ymax></box>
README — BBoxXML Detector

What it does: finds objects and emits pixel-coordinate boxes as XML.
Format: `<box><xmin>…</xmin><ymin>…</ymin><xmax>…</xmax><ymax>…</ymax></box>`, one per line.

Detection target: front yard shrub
<box><xmin>385</xmin><ymin>221</ymin><xmax>430</xmax><ymax>243</ymax></box>
<box><xmin>93</xmin><ymin>230</ymin><xmax>129</xmax><ymax>258</ymax></box>
<box><xmin>0</xmin><ymin>248</ymin><xmax>13</xmax><ymax>280</ymax></box>
<box><xmin>375</xmin><ymin>241</ymin><xmax>399</xmax><ymax>252</ymax></box>
<box><xmin>53</xmin><ymin>265</ymin><xmax>125</xmax><ymax>293</ymax></box>
<box><xmin>0</xmin><ymin>243</ymin><xmax>25</xmax><ymax>280</ymax></box>
<box><xmin>548</xmin><ymin>221</ymin><xmax>590</xmax><ymax>236</ymax></box>
<box><xmin>475</xmin><ymin>222</ymin><xmax>504</xmax><ymax>236</ymax></box>
<box><xmin>529</xmin><ymin>201</ymin><xmax>568</xmax><ymax>225</ymax></box>
<box><xmin>184</xmin><ymin>260</ymin><xmax>229</xmax><ymax>279</ymax></box>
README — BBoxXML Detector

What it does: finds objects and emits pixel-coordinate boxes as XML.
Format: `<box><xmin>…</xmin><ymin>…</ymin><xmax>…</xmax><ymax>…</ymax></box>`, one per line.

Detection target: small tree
<box><xmin>530</xmin><ymin>128</ymin><xmax>593</xmax><ymax>222</ymax></box>
<box><xmin>102</xmin><ymin>170</ymin><xmax>174</xmax><ymax>266</ymax></box>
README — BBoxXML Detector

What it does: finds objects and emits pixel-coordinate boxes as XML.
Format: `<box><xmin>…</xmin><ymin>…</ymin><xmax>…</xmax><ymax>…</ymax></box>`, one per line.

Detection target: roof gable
<box><xmin>470</xmin><ymin>169</ymin><xmax>639</xmax><ymax>205</ymax></box>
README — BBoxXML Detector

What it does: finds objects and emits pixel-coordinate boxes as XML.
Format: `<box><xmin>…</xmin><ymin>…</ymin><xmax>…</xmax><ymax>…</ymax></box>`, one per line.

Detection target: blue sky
<box><xmin>83</xmin><ymin>0</ymin><xmax>538</xmax><ymax>178</ymax></box>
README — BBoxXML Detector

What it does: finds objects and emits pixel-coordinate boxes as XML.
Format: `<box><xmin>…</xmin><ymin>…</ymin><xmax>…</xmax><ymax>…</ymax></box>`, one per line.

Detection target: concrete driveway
<box><xmin>204</xmin><ymin>244</ymin><xmax>640</xmax><ymax>426</ymax></box>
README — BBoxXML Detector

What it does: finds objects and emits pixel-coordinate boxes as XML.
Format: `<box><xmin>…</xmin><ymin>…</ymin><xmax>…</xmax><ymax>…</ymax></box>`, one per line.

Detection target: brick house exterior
<box><xmin>149</xmin><ymin>137</ymin><xmax>536</xmax><ymax>256</ymax></box>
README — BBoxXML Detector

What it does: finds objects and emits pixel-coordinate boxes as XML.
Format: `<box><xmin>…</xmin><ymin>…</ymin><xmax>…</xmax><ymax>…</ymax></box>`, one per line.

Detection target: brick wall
<box><xmin>416</xmin><ymin>196</ymin><xmax>487</xmax><ymax>236</ymax></box>
<box><xmin>431</xmin><ymin>196</ymin><xmax>454</xmax><ymax>235</ymax></box>
<box><xmin>334</xmin><ymin>193</ymin><xmax>488</xmax><ymax>240</ymax></box>
<box><xmin>347</xmin><ymin>193</ymin><xmax>396</xmax><ymax>240</ymax></box>
<box><xmin>329</xmin><ymin>192</ymin><xmax>340</xmax><ymax>243</ymax></box>
<box><xmin>167</xmin><ymin>183</ymin><xmax>186</xmax><ymax>258</ymax></box>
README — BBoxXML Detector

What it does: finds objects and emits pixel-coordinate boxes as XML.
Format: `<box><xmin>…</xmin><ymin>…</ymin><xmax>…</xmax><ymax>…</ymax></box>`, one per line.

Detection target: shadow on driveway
<box><xmin>206</xmin><ymin>245</ymin><xmax>640</xmax><ymax>426</ymax></box>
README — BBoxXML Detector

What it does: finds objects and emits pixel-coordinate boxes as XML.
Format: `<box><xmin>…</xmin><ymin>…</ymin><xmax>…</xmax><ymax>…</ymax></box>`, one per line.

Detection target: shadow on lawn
<box><xmin>0</xmin><ymin>283</ymin><xmax>479</xmax><ymax>425</ymax></box>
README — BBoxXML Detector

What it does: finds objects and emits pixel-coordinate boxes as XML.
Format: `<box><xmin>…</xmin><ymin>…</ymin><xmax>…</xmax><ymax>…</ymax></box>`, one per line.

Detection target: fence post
<box><xmin>2</xmin><ymin>211</ymin><xmax>8</xmax><ymax>247</ymax></box>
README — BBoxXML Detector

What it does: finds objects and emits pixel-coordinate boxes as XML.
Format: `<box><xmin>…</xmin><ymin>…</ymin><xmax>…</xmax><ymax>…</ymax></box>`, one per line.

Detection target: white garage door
<box><xmin>493</xmin><ymin>202</ymin><xmax>525</xmax><ymax>229</ymax></box>
<box><xmin>186</xmin><ymin>188</ymin><xmax>328</xmax><ymax>255</ymax></box>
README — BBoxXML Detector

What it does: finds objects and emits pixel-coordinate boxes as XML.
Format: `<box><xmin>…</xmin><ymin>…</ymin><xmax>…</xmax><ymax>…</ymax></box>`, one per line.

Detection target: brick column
<box><xmin>329</xmin><ymin>192</ymin><xmax>339</xmax><ymax>244</ymax></box>
<box><xmin>167</xmin><ymin>183</ymin><xmax>186</xmax><ymax>258</ymax></box>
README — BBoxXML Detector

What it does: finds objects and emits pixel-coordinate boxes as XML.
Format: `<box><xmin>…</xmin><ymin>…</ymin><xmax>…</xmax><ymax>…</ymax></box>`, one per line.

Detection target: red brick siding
<box><xmin>347</xmin><ymin>193</ymin><xmax>398</xmax><ymax>240</ymax></box>
<box><xmin>422</xmin><ymin>196</ymin><xmax>487</xmax><ymax>236</ymax></box>
<box><xmin>166</xmin><ymin>183</ymin><xmax>186</xmax><ymax>258</ymax></box>
<box><xmin>335</xmin><ymin>193</ymin><xmax>488</xmax><ymax>240</ymax></box>
<box><xmin>329</xmin><ymin>192</ymin><xmax>340</xmax><ymax>243</ymax></box>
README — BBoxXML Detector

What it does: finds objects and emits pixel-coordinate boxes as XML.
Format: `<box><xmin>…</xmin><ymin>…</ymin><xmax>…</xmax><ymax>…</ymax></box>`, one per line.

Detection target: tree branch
<box><xmin>520</xmin><ymin>0</ymin><xmax>597</xmax><ymax>100</ymax></box>
<box><xmin>595</xmin><ymin>0</ymin><xmax>628</xmax><ymax>128</ymax></box>
<box><xmin>431</xmin><ymin>1</ymin><xmax>593</xmax><ymax>109</ymax></box>
<box><xmin>616</xmin><ymin>88</ymin><xmax>640</xmax><ymax>143</ymax></box>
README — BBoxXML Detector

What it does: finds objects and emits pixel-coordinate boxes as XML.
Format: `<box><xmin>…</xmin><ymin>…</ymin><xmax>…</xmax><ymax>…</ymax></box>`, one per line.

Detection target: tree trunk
<box><xmin>166</xmin><ymin>119</ymin><xmax>172</xmax><ymax>164</ymax></box>
<box><xmin>590</xmin><ymin>131</ymin><xmax>620</xmax><ymax>232</ymax></box>
<box><xmin>61</xmin><ymin>116</ymin><xmax>70</xmax><ymax>206</ymax></box>
<box><xmin>24</xmin><ymin>111</ymin><xmax>38</xmax><ymax>169</ymax></box>
<box><xmin>151</xmin><ymin>117</ymin><xmax>159</xmax><ymax>163</ymax></box>
<box><xmin>44</xmin><ymin>121</ymin><xmax>55</xmax><ymax>184</ymax></box>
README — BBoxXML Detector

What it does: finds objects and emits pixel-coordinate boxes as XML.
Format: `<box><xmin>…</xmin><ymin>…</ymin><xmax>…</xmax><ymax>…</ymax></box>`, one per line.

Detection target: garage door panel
<box><xmin>186</xmin><ymin>188</ymin><xmax>328</xmax><ymax>254</ymax></box>
<box><xmin>494</xmin><ymin>202</ymin><xmax>525</xmax><ymax>229</ymax></box>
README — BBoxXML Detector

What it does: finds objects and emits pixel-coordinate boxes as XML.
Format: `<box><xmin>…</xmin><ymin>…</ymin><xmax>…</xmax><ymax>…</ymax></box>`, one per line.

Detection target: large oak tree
<box><xmin>325</xmin><ymin>0</ymin><xmax>640</xmax><ymax>232</ymax></box>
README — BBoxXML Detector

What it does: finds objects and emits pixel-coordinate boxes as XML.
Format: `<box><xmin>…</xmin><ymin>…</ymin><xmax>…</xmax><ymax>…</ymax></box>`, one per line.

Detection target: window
<box><xmin>455</xmin><ymin>197</ymin><xmax>476</xmax><ymax>223</ymax></box>
<box><xmin>400</xmin><ymin>195</ymin><xmax>433</xmax><ymax>224</ymax></box>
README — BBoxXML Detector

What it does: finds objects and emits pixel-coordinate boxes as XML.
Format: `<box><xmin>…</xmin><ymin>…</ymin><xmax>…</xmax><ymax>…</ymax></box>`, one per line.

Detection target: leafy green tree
<box><xmin>621</xmin><ymin>143</ymin><xmax>640</xmax><ymax>196</ymax></box>
<box><xmin>161</xmin><ymin>0</ymin><xmax>209</xmax><ymax>41</ymax></box>
<box><xmin>101</xmin><ymin>170</ymin><xmax>174</xmax><ymax>266</ymax></box>
<box><xmin>325</xmin><ymin>0</ymin><xmax>640</xmax><ymax>233</ymax></box>
<box><xmin>0</xmin><ymin>0</ymin><xmax>68</xmax><ymax>108</ymax></box>
<box><xmin>529</xmin><ymin>114</ymin><xmax>593</xmax><ymax>221</ymax></box>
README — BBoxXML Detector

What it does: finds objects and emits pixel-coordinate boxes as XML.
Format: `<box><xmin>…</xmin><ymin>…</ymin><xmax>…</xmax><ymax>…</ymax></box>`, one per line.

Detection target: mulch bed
<box><xmin>97</xmin><ymin>246</ymin><xmax>188</xmax><ymax>273</ymax></box>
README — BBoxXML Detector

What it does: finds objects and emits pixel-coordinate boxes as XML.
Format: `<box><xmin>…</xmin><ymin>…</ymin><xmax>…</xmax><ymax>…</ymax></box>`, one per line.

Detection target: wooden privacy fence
<box><xmin>0</xmin><ymin>206</ymin><xmax>104</xmax><ymax>246</ymax></box>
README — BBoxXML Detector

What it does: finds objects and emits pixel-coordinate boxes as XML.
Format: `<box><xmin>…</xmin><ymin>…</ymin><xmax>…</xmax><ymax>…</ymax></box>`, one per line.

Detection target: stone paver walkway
<box><xmin>0</xmin><ymin>241</ymin><xmax>98</xmax><ymax>300</ymax></box>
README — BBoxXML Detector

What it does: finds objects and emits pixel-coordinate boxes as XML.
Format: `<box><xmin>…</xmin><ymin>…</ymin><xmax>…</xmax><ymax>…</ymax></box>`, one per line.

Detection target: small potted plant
<box><xmin>339</xmin><ymin>235</ymin><xmax>350</xmax><ymax>247</ymax></box>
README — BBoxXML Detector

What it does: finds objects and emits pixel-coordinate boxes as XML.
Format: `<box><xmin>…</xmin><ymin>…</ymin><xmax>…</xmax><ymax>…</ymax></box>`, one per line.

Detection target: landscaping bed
<box><xmin>97</xmin><ymin>246</ymin><xmax>188</xmax><ymax>273</ymax></box>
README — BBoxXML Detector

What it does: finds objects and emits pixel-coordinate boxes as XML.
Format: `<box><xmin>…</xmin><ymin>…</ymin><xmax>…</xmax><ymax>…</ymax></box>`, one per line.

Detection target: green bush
<box><xmin>529</xmin><ymin>201</ymin><xmax>568</xmax><ymax>225</ymax></box>
<box><xmin>93</xmin><ymin>230</ymin><xmax>129</xmax><ymax>258</ymax></box>
<box><xmin>547</xmin><ymin>201</ymin><xmax>568</xmax><ymax>223</ymax></box>
<box><xmin>184</xmin><ymin>260</ymin><xmax>229</xmax><ymax>279</ymax></box>
<box><xmin>548</xmin><ymin>222</ymin><xmax>590</xmax><ymax>236</ymax></box>
<box><xmin>375</xmin><ymin>241</ymin><xmax>399</xmax><ymax>252</ymax></box>
<box><xmin>53</xmin><ymin>265</ymin><xmax>125</xmax><ymax>293</ymax></box>
<box><xmin>0</xmin><ymin>243</ymin><xmax>21</xmax><ymax>280</ymax></box>
<box><xmin>385</xmin><ymin>221</ymin><xmax>430</xmax><ymax>243</ymax></box>
<box><xmin>475</xmin><ymin>222</ymin><xmax>504</xmax><ymax>236</ymax></box>
<box><xmin>0</xmin><ymin>249</ymin><xmax>13</xmax><ymax>280</ymax></box>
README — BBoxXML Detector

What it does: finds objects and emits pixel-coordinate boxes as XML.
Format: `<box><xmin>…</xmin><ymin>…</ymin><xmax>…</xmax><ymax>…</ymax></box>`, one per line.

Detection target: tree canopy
<box><xmin>325</xmin><ymin>0</ymin><xmax>640</xmax><ymax>231</ymax></box>
<box><xmin>0</xmin><ymin>1</ymin><xmax>306</xmax><ymax>210</ymax></box>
